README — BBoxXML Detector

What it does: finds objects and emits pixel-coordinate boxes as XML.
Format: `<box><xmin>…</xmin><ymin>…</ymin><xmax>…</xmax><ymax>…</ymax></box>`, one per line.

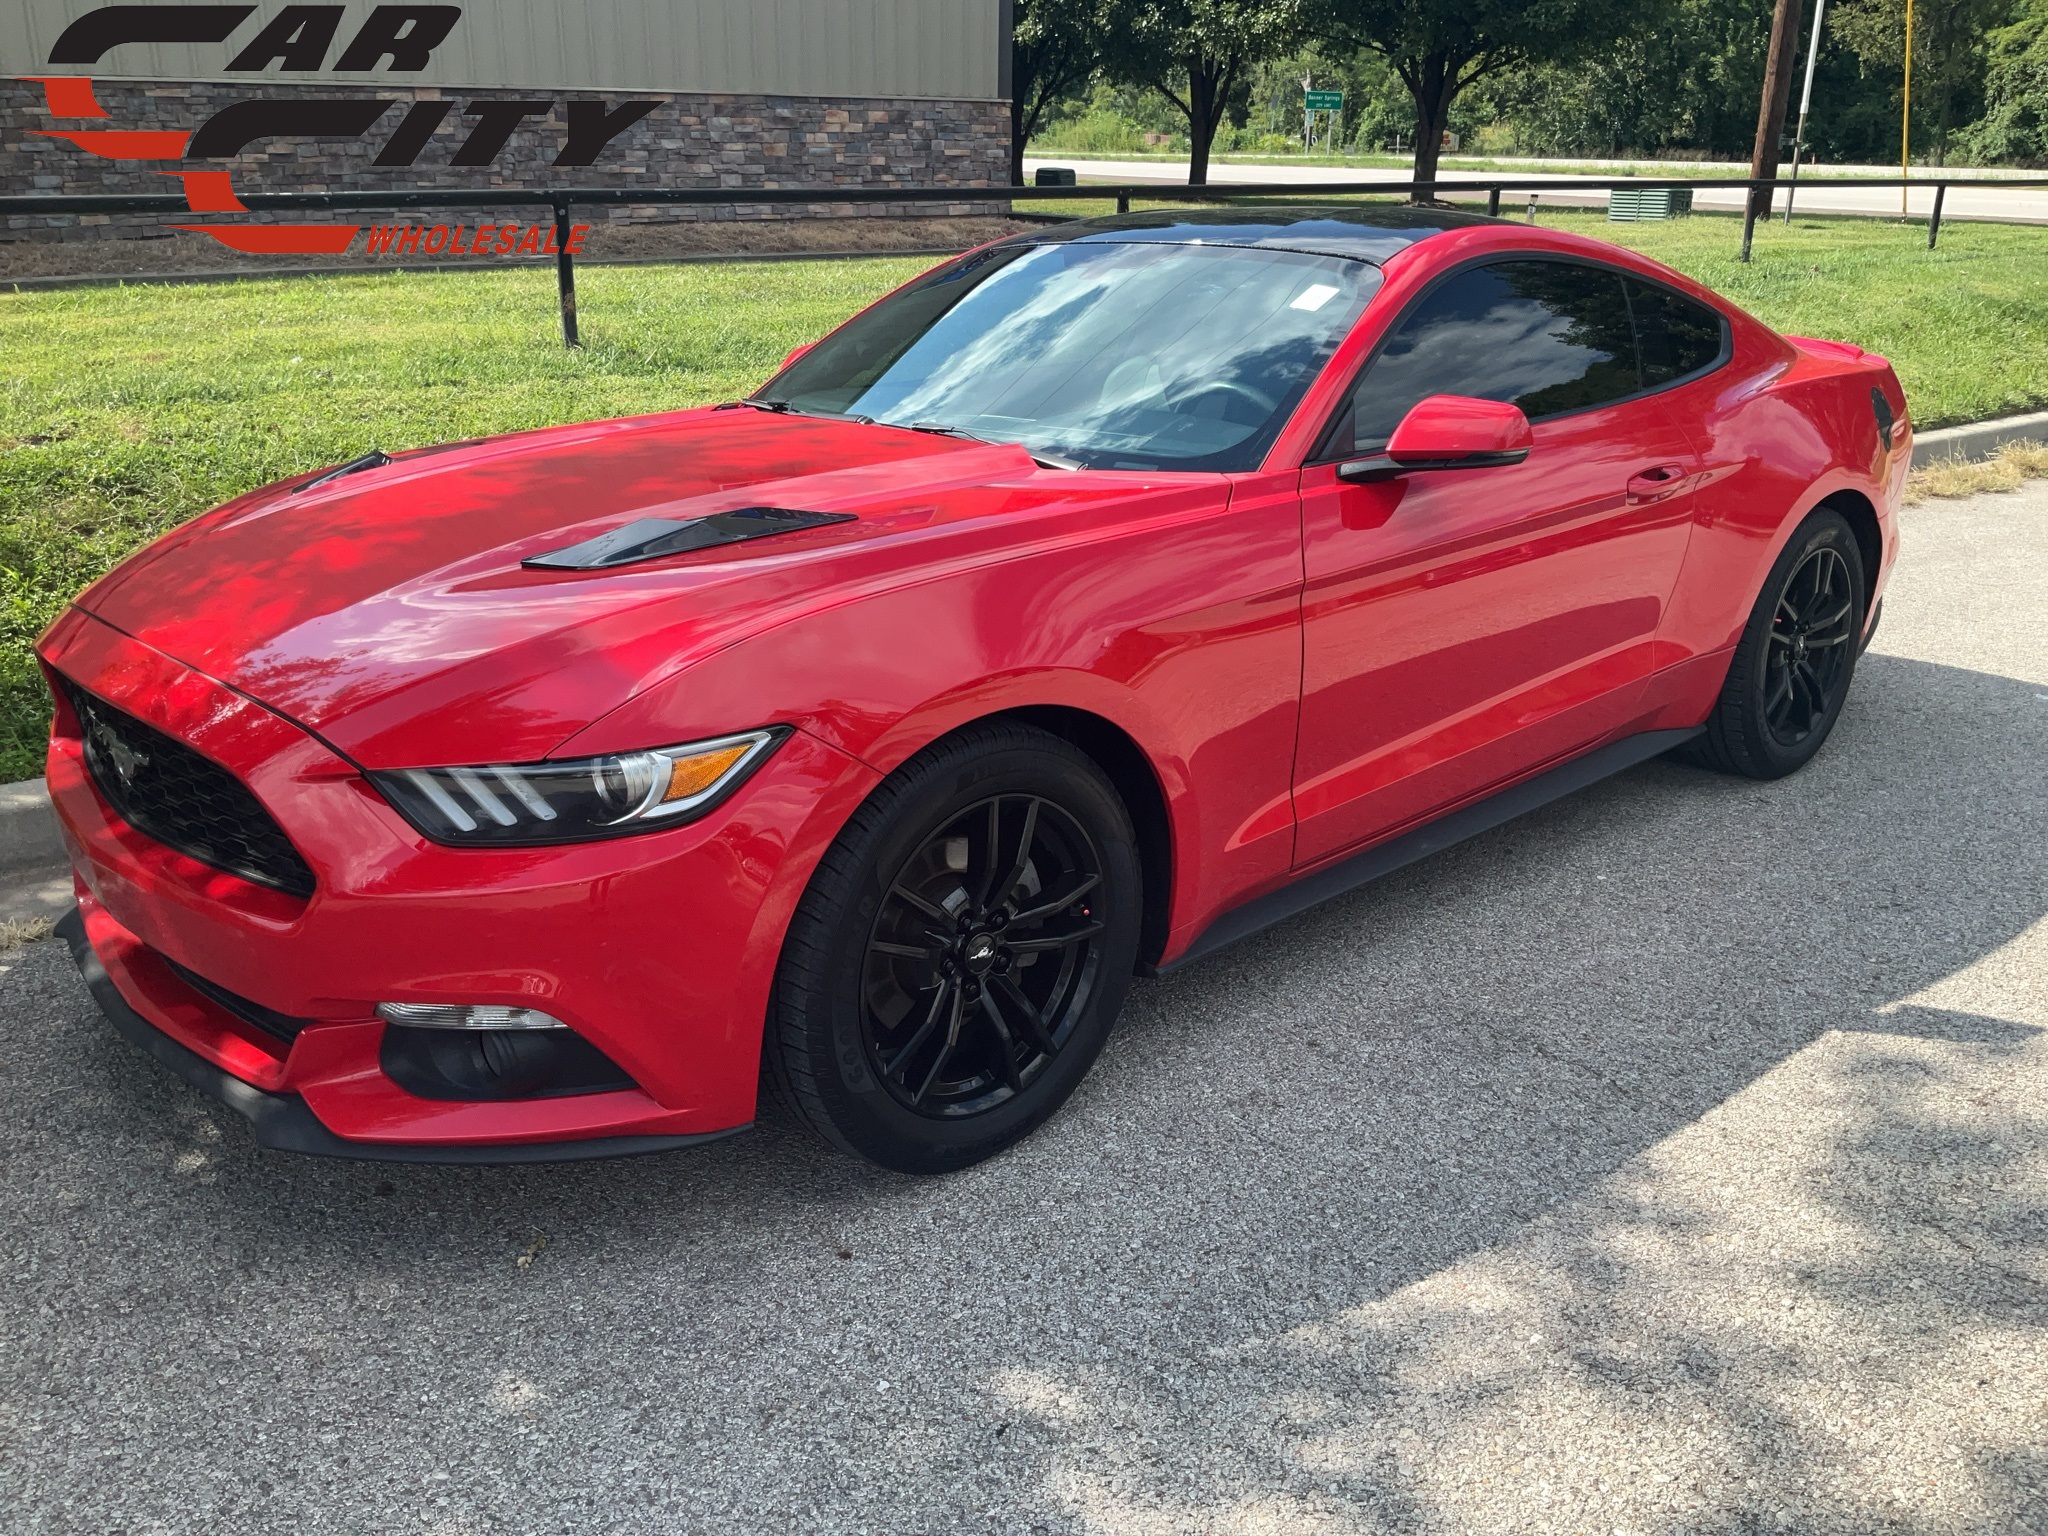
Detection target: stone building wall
<box><xmin>0</xmin><ymin>79</ymin><xmax>1010</xmax><ymax>246</ymax></box>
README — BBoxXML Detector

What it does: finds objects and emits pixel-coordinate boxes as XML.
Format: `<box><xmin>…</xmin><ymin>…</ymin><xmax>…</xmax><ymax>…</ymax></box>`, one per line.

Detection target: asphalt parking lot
<box><xmin>5</xmin><ymin>485</ymin><xmax>2046</xmax><ymax>1536</ymax></box>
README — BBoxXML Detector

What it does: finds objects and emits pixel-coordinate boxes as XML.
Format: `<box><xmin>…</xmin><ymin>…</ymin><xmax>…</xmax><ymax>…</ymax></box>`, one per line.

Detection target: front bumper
<box><xmin>39</xmin><ymin>606</ymin><xmax>879</xmax><ymax>1158</ymax></box>
<box><xmin>57</xmin><ymin>906</ymin><xmax>734</xmax><ymax>1164</ymax></box>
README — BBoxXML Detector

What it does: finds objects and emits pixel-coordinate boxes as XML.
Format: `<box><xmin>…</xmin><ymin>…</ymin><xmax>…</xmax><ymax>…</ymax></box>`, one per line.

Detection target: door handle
<box><xmin>1626</xmin><ymin>464</ymin><xmax>1688</xmax><ymax>505</ymax></box>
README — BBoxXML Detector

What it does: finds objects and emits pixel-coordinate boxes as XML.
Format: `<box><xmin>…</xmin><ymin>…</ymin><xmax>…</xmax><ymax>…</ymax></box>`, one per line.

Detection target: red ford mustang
<box><xmin>40</xmin><ymin>207</ymin><xmax>1909</xmax><ymax>1171</ymax></box>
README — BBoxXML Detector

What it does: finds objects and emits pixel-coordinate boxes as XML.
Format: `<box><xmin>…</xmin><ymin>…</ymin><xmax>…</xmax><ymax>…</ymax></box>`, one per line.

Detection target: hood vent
<box><xmin>522</xmin><ymin>506</ymin><xmax>858</xmax><ymax>571</ymax></box>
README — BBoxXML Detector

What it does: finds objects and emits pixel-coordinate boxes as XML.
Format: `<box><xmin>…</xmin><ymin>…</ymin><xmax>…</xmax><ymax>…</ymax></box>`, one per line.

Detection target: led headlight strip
<box><xmin>369</xmin><ymin>727</ymin><xmax>789</xmax><ymax>846</ymax></box>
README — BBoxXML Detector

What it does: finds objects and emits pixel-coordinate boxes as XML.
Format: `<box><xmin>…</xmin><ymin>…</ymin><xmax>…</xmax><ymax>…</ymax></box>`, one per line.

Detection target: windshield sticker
<box><xmin>1290</xmin><ymin>284</ymin><xmax>1342</xmax><ymax>312</ymax></box>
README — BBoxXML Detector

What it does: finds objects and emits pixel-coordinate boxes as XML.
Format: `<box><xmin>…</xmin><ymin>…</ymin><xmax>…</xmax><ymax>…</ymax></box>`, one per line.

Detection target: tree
<box><xmin>1314</xmin><ymin>0</ymin><xmax>1664</xmax><ymax>190</ymax></box>
<box><xmin>1011</xmin><ymin>0</ymin><xmax>1110</xmax><ymax>185</ymax></box>
<box><xmin>1963</xmin><ymin>0</ymin><xmax>2048</xmax><ymax>162</ymax></box>
<box><xmin>1832</xmin><ymin>0</ymin><xmax>2014</xmax><ymax>163</ymax></box>
<box><xmin>1100</xmin><ymin>0</ymin><xmax>1308</xmax><ymax>182</ymax></box>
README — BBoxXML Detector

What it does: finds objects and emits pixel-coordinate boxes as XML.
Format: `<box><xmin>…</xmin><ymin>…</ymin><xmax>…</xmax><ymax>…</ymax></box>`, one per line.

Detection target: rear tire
<box><xmin>767</xmin><ymin>722</ymin><xmax>1141</xmax><ymax>1173</ymax></box>
<box><xmin>1685</xmin><ymin>506</ymin><xmax>1867</xmax><ymax>780</ymax></box>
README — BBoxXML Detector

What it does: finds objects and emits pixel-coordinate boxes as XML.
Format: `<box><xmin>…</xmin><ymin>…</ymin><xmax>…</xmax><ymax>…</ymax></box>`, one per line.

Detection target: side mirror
<box><xmin>1338</xmin><ymin>395</ymin><xmax>1533</xmax><ymax>482</ymax></box>
<box><xmin>778</xmin><ymin>342</ymin><xmax>813</xmax><ymax>372</ymax></box>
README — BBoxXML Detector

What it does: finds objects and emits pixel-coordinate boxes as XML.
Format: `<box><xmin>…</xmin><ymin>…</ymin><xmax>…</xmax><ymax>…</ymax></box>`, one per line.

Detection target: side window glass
<box><xmin>1629</xmin><ymin>279</ymin><xmax>1726</xmax><ymax>385</ymax></box>
<box><xmin>1337</xmin><ymin>260</ymin><xmax>1641</xmax><ymax>454</ymax></box>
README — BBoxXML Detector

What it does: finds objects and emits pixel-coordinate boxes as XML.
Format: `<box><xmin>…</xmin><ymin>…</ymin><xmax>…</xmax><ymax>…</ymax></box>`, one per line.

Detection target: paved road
<box><xmin>1026</xmin><ymin>156</ymin><xmax>2048</xmax><ymax>225</ymax></box>
<box><xmin>6</xmin><ymin>486</ymin><xmax>2048</xmax><ymax>1535</ymax></box>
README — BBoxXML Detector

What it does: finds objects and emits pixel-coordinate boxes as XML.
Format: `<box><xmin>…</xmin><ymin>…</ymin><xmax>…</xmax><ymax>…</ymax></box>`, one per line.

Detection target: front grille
<box><xmin>164</xmin><ymin>957</ymin><xmax>313</xmax><ymax>1044</ymax></box>
<box><xmin>62</xmin><ymin>680</ymin><xmax>317</xmax><ymax>898</ymax></box>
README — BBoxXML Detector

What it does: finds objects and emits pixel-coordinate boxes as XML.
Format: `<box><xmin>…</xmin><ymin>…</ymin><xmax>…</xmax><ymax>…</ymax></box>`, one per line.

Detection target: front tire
<box><xmin>768</xmin><ymin>722</ymin><xmax>1141</xmax><ymax>1173</ymax></box>
<box><xmin>1687</xmin><ymin>506</ymin><xmax>1868</xmax><ymax>780</ymax></box>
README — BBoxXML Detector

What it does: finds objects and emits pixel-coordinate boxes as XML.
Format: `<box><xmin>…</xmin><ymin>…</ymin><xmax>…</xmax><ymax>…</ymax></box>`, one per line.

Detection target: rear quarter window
<box><xmin>1628</xmin><ymin>279</ymin><xmax>1727</xmax><ymax>385</ymax></box>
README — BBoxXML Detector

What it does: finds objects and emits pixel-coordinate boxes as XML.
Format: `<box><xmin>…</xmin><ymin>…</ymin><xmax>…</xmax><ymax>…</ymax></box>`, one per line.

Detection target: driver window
<box><xmin>1325</xmin><ymin>260</ymin><xmax>1642</xmax><ymax>456</ymax></box>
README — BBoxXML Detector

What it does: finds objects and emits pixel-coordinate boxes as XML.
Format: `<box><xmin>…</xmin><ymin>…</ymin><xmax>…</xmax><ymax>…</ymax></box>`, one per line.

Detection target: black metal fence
<box><xmin>5</xmin><ymin>173</ymin><xmax>2043</xmax><ymax>347</ymax></box>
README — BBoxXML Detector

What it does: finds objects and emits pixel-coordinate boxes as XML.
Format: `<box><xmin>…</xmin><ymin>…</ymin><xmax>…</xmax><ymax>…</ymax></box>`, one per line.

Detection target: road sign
<box><xmin>1304</xmin><ymin>90</ymin><xmax>1344</xmax><ymax>112</ymax></box>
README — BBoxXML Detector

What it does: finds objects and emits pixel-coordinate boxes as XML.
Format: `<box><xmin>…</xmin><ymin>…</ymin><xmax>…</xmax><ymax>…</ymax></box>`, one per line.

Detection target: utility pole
<box><xmin>1783</xmin><ymin>0</ymin><xmax>1827</xmax><ymax>223</ymax></box>
<box><xmin>1747</xmin><ymin>0</ymin><xmax>1806</xmax><ymax>235</ymax></box>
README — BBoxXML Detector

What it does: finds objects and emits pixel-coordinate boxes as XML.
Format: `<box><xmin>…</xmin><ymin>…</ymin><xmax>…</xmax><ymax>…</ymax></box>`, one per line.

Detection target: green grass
<box><xmin>3</xmin><ymin>213</ymin><xmax>2045</xmax><ymax>781</ymax></box>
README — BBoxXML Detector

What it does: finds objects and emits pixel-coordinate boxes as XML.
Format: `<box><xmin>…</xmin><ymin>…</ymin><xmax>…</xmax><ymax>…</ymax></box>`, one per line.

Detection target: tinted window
<box><xmin>1629</xmin><ymin>279</ymin><xmax>1725</xmax><ymax>384</ymax></box>
<box><xmin>767</xmin><ymin>240</ymin><xmax>1378</xmax><ymax>471</ymax></box>
<box><xmin>1336</xmin><ymin>259</ymin><xmax>1641</xmax><ymax>454</ymax></box>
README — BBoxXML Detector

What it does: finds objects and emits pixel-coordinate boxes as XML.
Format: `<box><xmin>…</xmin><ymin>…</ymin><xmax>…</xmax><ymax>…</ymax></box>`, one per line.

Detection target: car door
<box><xmin>1291</xmin><ymin>257</ymin><xmax>1701</xmax><ymax>867</ymax></box>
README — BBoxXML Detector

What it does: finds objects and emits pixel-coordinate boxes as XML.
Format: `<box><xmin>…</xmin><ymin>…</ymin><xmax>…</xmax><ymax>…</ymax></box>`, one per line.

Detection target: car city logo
<box><xmin>21</xmin><ymin>5</ymin><xmax>658</xmax><ymax>254</ymax></box>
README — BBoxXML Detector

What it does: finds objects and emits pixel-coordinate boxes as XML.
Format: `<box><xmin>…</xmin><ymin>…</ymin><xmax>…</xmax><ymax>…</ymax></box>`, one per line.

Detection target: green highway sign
<box><xmin>1304</xmin><ymin>90</ymin><xmax>1344</xmax><ymax>112</ymax></box>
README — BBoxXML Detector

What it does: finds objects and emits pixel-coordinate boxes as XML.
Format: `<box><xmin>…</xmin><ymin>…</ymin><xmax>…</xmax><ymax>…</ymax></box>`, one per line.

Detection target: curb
<box><xmin>1912</xmin><ymin>409</ymin><xmax>2048</xmax><ymax>467</ymax></box>
<box><xmin>0</xmin><ymin>778</ymin><xmax>62</xmax><ymax>872</ymax></box>
<box><xmin>3</xmin><ymin>407</ymin><xmax>2045</xmax><ymax>866</ymax></box>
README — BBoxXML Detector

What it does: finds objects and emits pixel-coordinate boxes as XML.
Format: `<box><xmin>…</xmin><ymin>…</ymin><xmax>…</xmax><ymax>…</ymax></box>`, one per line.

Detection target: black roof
<box><xmin>995</xmin><ymin>204</ymin><xmax>1503</xmax><ymax>265</ymax></box>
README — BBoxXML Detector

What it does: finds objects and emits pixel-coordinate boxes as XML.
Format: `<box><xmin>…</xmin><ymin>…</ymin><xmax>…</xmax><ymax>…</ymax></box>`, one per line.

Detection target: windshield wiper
<box><xmin>907</xmin><ymin>421</ymin><xmax>1081</xmax><ymax>471</ymax></box>
<box><xmin>724</xmin><ymin>398</ymin><xmax>801</xmax><ymax>414</ymax></box>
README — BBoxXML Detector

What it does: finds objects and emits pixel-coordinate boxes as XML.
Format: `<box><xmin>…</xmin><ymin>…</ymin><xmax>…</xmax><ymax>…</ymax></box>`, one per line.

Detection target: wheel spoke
<box><xmin>1806</xmin><ymin>630</ymin><xmax>1851</xmax><ymax>648</ymax></box>
<box><xmin>1764</xmin><ymin>667</ymin><xmax>1795</xmax><ymax>721</ymax></box>
<box><xmin>889</xmin><ymin>882</ymin><xmax>952</xmax><ymax>923</ymax></box>
<box><xmin>1807</xmin><ymin>600</ymin><xmax>1853</xmax><ymax>635</ymax></box>
<box><xmin>969</xmin><ymin>798</ymin><xmax>1005</xmax><ymax>910</ymax></box>
<box><xmin>871</xmin><ymin>938</ymin><xmax>943</xmax><ymax>961</ymax></box>
<box><xmin>992</xmin><ymin>973</ymin><xmax>1060</xmax><ymax>1058</ymax></box>
<box><xmin>1006</xmin><ymin>919</ymin><xmax>1105</xmax><ymax>954</ymax></box>
<box><xmin>911</xmin><ymin>983</ymin><xmax>967</xmax><ymax>1106</ymax></box>
<box><xmin>884</xmin><ymin>977</ymin><xmax>955</xmax><ymax>1079</ymax></box>
<box><xmin>988</xmin><ymin>797</ymin><xmax>1041</xmax><ymax>914</ymax></box>
<box><xmin>976</xmin><ymin>987</ymin><xmax>1025</xmax><ymax>1091</ymax></box>
<box><xmin>1009</xmin><ymin>871</ymin><xmax>1100</xmax><ymax>925</ymax></box>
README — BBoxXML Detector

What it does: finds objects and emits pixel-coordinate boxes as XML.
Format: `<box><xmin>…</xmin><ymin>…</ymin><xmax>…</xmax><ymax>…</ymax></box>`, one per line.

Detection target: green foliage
<box><xmin>1962</xmin><ymin>0</ymin><xmax>2048</xmax><ymax>161</ymax></box>
<box><xmin>1462</xmin><ymin>0</ymin><xmax>1772</xmax><ymax>158</ymax></box>
<box><xmin>1311</xmin><ymin>0</ymin><xmax>1674</xmax><ymax>178</ymax></box>
<box><xmin>0</xmin><ymin>259</ymin><xmax>920</xmax><ymax>782</ymax></box>
<box><xmin>1011</xmin><ymin>0</ymin><xmax>1115</xmax><ymax>179</ymax></box>
<box><xmin>1097</xmin><ymin>0</ymin><xmax>1310</xmax><ymax>176</ymax></box>
<box><xmin>1832</xmin><ymin>0</ymin><xmax>2015</xmax><ymax>162</ymax></box>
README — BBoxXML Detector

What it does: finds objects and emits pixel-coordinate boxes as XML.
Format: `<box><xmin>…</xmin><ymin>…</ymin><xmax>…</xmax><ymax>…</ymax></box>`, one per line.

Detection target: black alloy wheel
<box><xmin>862</xmin><ymin>794</ymin><xmax>1106</xmax><ymax>1118</ymax></box>
<box><xmin>1684</xmin><ymin>506</ymin><xmax>1868</xmax><ymax>780</ymax></box>
<box><xmin>1762</xmin><ymin>544</ymin><xmax>1857</xmax><ymax>749</ymax></box>
<box><xmin>768</xmin><ymin>722</ymin><xmax>1141</xmax><ymax>1172</ymax></box>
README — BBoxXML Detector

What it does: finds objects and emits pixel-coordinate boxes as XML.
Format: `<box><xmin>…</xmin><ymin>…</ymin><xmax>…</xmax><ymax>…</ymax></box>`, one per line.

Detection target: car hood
<box><xmin>67</xmin><ymin>409</ymin><xmax>1151</xmax><ymax>768</ymax></box>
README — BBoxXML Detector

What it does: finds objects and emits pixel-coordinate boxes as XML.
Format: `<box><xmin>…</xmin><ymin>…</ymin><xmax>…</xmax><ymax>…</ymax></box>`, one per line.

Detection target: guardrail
<box><xmin>6</xmin><ymin>174</ymin><xmax>2042</xmax><ymax>347</ymax></box>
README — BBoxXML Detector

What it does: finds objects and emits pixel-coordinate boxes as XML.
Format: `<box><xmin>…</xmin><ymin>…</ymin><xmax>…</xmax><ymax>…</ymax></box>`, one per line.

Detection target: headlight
<box><xmin>368</xmin><ymin>727</ymin><xmax>788</xmax><ymax>846</ymax></box>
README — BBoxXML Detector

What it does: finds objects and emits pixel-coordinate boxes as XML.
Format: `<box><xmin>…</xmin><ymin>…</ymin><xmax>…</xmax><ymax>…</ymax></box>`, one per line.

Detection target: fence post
<box><xmin>1487</xmin><ymin>187</ymin><xmax>1501</xmax><ymax>217</ymax></box>
<box><xmin>1740</xmin><ymin>187</ymin><xmax>1758</xmax><ymax>262</ymax></box>
<box><xmin>1526</xmin><ymin>194</ymin><xmax>1538</xmax><ymax>224</ymax></box>
<box><xmin>1116</xmin><ymin>193</ymin><xmax>1130</xmax><ymax>216</ymax></box>
<box><xmin>1927</xmin><ymin>182</ymin><xmax>1946</xmax><ymax>248</ymax></box>
<box><xmin>553</xmin><ymin>201</ymin><xmax>579</xmax><ymax>349</ymax></box>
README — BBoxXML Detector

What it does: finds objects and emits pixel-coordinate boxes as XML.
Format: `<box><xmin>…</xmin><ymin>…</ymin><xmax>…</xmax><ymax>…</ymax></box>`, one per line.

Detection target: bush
<box><xmin>1031</xmin><ymin>110</ymin><xmax>1152</xmax><ymax>155</ymax></box>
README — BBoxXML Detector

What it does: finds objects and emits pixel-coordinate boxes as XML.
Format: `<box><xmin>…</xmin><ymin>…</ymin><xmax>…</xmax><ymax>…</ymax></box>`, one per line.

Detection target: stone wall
<box><xmin>1</xmin><ymin>79</ymin><xmax>1010</xmax><ymax>246</ymax></box>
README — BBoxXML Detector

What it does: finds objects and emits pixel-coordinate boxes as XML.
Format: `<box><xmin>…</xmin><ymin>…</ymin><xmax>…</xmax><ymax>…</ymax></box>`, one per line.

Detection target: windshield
<box><xmin>762</xmin><ymin>240</ymin><xmax>1380</xmax><ymax>471</ymax></box>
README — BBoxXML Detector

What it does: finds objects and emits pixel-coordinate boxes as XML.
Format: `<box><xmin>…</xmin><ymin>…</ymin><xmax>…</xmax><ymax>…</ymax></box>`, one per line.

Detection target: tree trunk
<box><xmin>1011</xmin><ymin>88</ymin><xmax>1029</xmax><ymax>188</ymax></box>
<box><xmin>1407</xmin><ymin>54</ymin><xmax>1452</xmax><ymax>199</ymax></box>
<box><xmin>1748</xmin><ymin>0</ymin><xmax>1805</xmax><ymax>223</ymax></box>
<box><xmin>1185</xmin><ymin>55</ymin><xmax>1227</xmax><ymax>185</ymax></box>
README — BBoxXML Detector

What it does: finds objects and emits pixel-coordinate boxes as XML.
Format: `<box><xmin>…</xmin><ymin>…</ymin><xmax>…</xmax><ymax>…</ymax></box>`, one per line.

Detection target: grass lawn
<box><xmin>3</xmin><ymin>209</ymin><xmax>2045</xmax><ymax>780</ymax></box>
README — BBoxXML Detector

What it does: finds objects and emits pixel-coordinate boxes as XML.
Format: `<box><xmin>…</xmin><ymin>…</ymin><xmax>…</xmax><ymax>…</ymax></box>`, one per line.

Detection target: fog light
<box><xmin>376</xmin><ymin>1002</ymin><xmax>566</xmax><ymax>1031</ymax></box>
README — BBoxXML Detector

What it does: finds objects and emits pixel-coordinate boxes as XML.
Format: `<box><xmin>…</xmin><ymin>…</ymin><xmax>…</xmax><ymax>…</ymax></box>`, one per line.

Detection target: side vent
<box><xmin>523</xmin><ymin>507</ymin><xmax>857</xmax><ymax>571</ymax></box>
<box><xmin>1871</xmin><ymin>387</ymin><xmax>1896</xmax><ymax>449</ymax></box>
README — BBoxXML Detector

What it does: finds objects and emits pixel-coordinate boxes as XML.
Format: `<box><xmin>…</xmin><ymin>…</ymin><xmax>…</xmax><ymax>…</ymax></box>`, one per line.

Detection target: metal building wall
<box><xmin>2</xmin><ymin>0</ymin><xmax>1003</xmax><ymax>99</ymax></box>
